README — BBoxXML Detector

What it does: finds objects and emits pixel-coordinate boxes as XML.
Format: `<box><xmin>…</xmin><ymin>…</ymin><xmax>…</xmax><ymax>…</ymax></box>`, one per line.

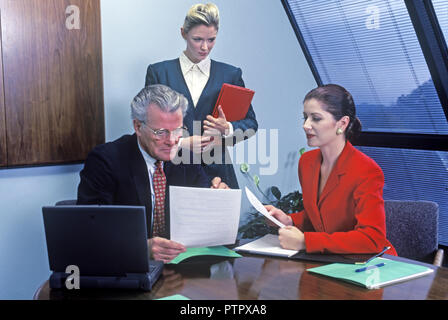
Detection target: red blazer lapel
<box><xmin>317</xmin><ymin>168</ymin><xmax>342</xmax><ymax>208</ymax></box>
<box><xmin>302</xmin><ymin>151</ymin><xmax>326</xmax><ymax>232</ymax></box>
<box><xmin>318</xmin><ymin>142</ymin><xmax>353</xmax><ymax>207</ymax></box>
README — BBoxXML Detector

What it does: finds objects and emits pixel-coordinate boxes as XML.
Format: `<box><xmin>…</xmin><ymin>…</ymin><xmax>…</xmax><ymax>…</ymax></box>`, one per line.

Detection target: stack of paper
<box><xmin>234</xmin><ymin>234</ymin><xmax>298</xmax><ymax>257</ymax></box>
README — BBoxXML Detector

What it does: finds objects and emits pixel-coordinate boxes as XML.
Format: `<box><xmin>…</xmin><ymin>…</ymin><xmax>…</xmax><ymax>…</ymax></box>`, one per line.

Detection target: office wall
<box><xmin>0</xmin><ymin>0</ymin><xmax>314</xmax><ymax>299</ymax></box>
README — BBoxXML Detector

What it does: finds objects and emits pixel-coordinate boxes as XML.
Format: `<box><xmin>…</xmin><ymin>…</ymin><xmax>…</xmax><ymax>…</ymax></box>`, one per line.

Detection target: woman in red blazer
<box><xmin>267</xmin><ymin>84</ymin><xmax>397</xmax><ymax>255</ymax></box>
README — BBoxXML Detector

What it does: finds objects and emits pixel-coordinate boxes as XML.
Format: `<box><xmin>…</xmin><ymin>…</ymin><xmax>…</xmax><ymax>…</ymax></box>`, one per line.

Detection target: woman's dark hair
<box><xmin>303</xmin><ymin>84</ymin><xmax>362</xmax><ymax>142</ymax></box>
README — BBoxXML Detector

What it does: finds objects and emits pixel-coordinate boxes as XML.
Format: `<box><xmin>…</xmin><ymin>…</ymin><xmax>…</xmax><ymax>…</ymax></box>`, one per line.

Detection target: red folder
<box><xmin>212</xmin><ymin>83</ymin><xmax>255</xmax><ymax>121</ymax></box>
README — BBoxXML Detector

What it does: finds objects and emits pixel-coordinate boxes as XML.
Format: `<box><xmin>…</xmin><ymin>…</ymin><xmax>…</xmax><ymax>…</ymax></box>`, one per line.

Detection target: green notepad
<box><xmin>157</xmin><ymin>294</ymin><xmax>190</xmax><ymax>300</ymax></box>
<box><xmin>168</xmin><ymin>246</ymin><xmax>242</xmax><ymax>264</ymax></box>
<box><xmin>307</xmin><ymin>257</ymin><xmax>434</xmax><ymax>289</ymax></box>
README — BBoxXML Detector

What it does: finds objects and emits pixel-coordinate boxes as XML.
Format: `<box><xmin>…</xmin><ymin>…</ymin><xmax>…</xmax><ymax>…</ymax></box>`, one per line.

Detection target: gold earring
<box><xmin>336</xmin><ymin>128</ymin><xmax>343</xmax><ymax>135</ymax></box>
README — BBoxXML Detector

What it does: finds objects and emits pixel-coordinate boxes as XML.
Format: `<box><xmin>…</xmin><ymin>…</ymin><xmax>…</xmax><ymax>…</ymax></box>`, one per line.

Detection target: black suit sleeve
<box><xmin>231</xmin><ymin>68</ymin><xmax>258</xmax><ymax>132</ymax></box>
<box><xmin>223</xmin><ymin>68</ymin><xmax>258</xmax><ymax>147</ymax></box>
<box><xmin>174</xmin><ymin>150</ymin><xmax>212</xmax><ymax>188</ymax></box>
<box><xmin>145</xmin><ymin>64</ymin><xmax>158</xmax><ymax>87</ymax></box>
<box><xmin>195</xmin><ymin>164</ymin><xmax>212</xmax><ymax>188</ymax></box>
<box><xmin>77</xmin><ymin>148</ymin><xmax>116</xmax><ymax>205</ymax></box>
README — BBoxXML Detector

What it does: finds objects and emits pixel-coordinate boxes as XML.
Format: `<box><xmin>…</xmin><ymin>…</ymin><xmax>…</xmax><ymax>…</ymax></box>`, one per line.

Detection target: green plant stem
<box><xmin>256</xmin><ymin>184</ymin><xmax>270</xmax><ymax>202</ymax></box>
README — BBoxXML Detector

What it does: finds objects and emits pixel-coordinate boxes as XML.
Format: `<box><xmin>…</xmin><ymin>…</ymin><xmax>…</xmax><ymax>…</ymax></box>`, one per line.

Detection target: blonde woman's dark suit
<box><xmin>145</xmin><ymin>58</ymin><xmax>258</xmax><ymax>189</ymax></box>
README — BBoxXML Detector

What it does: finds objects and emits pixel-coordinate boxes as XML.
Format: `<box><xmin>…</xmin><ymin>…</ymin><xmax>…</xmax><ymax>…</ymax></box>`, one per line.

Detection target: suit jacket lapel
<box><xmin>306</xmin><ymin>152</ymin><xmax>325</xmax><ymax>231</ymax></box>
<box><xmin>129</xmin><ymin>135</ymin><xmax>153</xmax><ymax>236</ymax></box>
<box><xmin>174</xmin><ymin>59</ymin><xmax>194</xmax><ymax>104</ymax></box>
<box><xmin>173</xmin><ymin>59</ymin><xmax>196</xmax><ymax>134</ymax></box>
<box><xmin>317</xmin><ymin>168</ymin><xmax>341</xmax><ymax>208</ymax></box>
<box><xmin>163</xmin><ymin>161</ymin><xmax>173</xmax><ymax>238</ymax></box>
<box><xmin>194</xmin><ymin>60</ymin><xmax>216</xmax><ymax>121</ymax></box>
<box><xmin>317</xmin><ymin>143</ymin><xmax>352</xmax><ymax>207</ymax></box>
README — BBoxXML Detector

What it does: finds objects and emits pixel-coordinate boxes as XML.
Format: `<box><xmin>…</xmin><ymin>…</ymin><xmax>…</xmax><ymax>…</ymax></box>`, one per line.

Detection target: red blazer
<box><xmin>290</xmin><ymin>142</ymin><xmax>397</xmax><ymax>255</ymax></box>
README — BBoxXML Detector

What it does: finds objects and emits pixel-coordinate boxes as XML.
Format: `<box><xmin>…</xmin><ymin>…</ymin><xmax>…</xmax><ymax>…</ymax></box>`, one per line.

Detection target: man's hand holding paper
<box><xmin>149</xmin><ymin>237</ymin><xmax>186</xmax><ymax>264</ymax></box>
<box><xmin>210</xmin><ymin>176</ymin><xmax>229</xmax><ymax>189</ymax></box>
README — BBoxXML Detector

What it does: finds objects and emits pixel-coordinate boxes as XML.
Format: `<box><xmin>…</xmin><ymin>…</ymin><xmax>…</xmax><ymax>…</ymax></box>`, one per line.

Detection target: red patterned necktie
<box><xmin>152</xmin><ymin>160</ymin><xmax>166</xmax><ymax>237</ymax></box>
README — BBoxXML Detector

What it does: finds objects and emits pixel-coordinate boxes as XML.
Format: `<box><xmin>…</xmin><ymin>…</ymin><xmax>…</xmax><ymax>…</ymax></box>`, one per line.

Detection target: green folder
<box><xmin>168</xmin><ymin>246</ymin><xmax>242</xmax><ymax>264</ymax></box>
<box><xmin>157</xmin><ymin>294</ymin><xmax>190</xmax><ymax>300</ymax></box>
<box><xmin>307</xmin><ymin>257</ymin><xmax>434</xmax><ymax>289</ymax></box>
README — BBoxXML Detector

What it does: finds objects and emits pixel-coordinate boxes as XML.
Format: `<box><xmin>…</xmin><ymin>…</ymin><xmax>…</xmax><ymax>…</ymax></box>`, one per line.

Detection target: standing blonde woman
<box><xmin>145</xmin><ymin>3</ymin><xmax>258</xmax><ymax>189</ymax></box>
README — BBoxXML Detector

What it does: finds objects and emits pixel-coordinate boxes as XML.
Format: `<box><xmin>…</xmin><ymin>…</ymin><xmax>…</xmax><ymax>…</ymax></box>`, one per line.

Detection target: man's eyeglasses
<box><xmin>142</xmin><ymin>123</ymin><xmax>188</xmax><ymax>140</ymax></box>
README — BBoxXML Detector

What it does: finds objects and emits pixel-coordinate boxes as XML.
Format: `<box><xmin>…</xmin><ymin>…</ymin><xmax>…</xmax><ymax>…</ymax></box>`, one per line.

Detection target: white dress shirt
<box><xmin>179</xmin><ymin>52</ymin><xmax>233</xmax><ymax>137</ymax></box>
<box><xmin>179</xmin><ymin>51</ymin><xmax>210</xmax><ymax>108</ymax></box>
<box><xmin>137</xmin><ymin>141</ymin><xmax>163</xmax><ymax>219</ymax></box>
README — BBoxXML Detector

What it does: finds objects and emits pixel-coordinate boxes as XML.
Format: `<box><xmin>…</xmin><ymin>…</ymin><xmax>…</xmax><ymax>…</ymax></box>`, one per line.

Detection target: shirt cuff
<box><xmin>223</xmin><ymin>122</ymin><xmax>234</xmax><ymax>138</ymax></box>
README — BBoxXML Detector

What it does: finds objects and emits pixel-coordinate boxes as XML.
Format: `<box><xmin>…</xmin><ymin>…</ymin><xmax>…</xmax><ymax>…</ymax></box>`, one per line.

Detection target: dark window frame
<box><xmin>281</xmin><ymin>0</ymin><xmax>448</xmax><ymax>151</ymax></box>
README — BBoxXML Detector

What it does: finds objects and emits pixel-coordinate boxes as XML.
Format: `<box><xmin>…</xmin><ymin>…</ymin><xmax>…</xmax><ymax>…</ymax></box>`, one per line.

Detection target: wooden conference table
<box><xmin>35</xmin><ymin>253</ymin><xmax>448</xmax><ymax>300</ymax></box>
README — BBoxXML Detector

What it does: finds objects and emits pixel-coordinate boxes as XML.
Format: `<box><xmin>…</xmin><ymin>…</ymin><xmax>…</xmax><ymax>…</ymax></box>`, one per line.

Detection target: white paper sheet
<box><xmin>234</xmin><ymin>234</ymin><xmax>298</xmax><ymax>257</ymax></box>
<box><xmin>245</xmin><ymin>187</ymin><xmax>285</xmax><ymax>228</ymax></box>
<box><xmin>169</xmin><ymin>186</ymin><xmax>242</xmax><ymax>248</ymax></box>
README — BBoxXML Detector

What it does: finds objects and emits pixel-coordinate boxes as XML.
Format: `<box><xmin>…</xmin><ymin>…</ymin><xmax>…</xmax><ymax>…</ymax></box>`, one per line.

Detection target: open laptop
<box><xmin>42</xmin><ymin>205</ymin><xmax>163</xmax><ymax>291</ymax></box>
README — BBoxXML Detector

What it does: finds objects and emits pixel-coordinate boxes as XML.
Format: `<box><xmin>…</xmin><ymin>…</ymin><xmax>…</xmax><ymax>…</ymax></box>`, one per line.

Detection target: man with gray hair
<box><xmin>77</xmin><ymin>84</ymin><xmax>228</xmax><ymax>263</ymax></box>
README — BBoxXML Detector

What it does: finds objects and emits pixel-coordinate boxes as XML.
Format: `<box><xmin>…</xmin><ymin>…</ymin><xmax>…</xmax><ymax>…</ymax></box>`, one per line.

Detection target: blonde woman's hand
<box><xmin>180</xmin><ymin>135</ymin><xmax>214</xmax><ymax>153</ymax></box>
<box><xmin>203</xmin><ymin>106</ymin><xmax>230</xmax><ymax>136</ymax></box>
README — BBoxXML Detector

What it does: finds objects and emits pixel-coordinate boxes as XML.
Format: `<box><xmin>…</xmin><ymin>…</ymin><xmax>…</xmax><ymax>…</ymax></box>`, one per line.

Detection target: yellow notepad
<box><xmin>307</xmin><ymin>257</ymin><xmax>434</xmax><ymax>289</ymax></box>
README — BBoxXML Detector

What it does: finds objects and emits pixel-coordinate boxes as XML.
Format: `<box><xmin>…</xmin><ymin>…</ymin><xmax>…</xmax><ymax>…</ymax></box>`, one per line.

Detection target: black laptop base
<box><xmin>49</xmin><ymin>260</ymin><xmax>164</xmax><ymax>291</ymax></box>
<box><xmin>43</xmin><ymin>205</ymin><xmax>164</xmax><ymax>292</ymax></box>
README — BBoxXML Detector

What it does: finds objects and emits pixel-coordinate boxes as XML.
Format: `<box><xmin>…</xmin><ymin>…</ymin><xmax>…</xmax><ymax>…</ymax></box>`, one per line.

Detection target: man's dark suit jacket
<box><xmin>77</xmin><ymin>134</ymin><xmax>210</xmax><ymax>238</ymax></box>
<box><xmin>145</xmin><ymin>58</ymin><xmax>258</xmax><ymax>189</ymax></box>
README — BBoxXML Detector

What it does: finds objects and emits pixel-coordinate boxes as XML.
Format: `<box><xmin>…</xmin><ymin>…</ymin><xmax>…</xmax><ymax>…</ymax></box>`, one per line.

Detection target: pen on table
<box><xmin>355</xmin><ymin>262</ymin><xmax>386</xmax><ymax>273</ymax></box>
<box><xmin>356</xmin><ymin>246</ymin><xmax>391</xmax><ymax>265</ymax></box>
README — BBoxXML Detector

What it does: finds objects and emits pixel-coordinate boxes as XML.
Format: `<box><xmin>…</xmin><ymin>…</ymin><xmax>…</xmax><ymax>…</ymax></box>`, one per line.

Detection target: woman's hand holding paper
<box><xmin>264</xmin><ymin>205</ymin><xmax>293</xmax><ymax>228</ymax></box>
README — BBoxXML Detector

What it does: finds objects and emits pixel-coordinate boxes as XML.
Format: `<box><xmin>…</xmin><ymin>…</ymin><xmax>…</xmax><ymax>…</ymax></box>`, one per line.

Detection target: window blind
<box><xmin>288</xmin><ymin>0</ymin><xmax>448</xmax><ymax>134</ymax></box>
<box><xmin>358</xmin><ymin>146</ymin><xmax>448</xmax><ymax>245</ymax></box>
<box><xmin>432</xmin><ymin>0</ymin><xmax>448</xmax><ymax>46</ymax></box>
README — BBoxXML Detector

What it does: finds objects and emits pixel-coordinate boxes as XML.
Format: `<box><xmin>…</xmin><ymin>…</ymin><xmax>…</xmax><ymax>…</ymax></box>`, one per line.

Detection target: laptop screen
<box><xmin>42</xmin><ymin>205</ymin><xmax>149</xmax><ymax>276</ymax></box>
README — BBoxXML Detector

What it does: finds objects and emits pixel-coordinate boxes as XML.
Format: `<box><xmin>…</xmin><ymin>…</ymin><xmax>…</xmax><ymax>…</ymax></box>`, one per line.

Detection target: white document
<box><xmin>169</xmin><ymin>186</ymin><xmax>242</xmax><ymax>248</ymax></box>
<box><xmin>234</xmin><ymin>234</ymin><xmax>298</xmax><ymax>257</ymax></box>
<box><xmin>245</xmin><ymin>187</ymin><xmax>285</xmax><ymax>228</ymax></box>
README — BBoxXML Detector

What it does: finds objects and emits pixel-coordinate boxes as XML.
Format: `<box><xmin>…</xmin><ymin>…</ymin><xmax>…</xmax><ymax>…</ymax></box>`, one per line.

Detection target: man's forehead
<box><xmin>146</xmin><ymin>104</ymin><xmax>183</xmax><ymax>124</ymax></box>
